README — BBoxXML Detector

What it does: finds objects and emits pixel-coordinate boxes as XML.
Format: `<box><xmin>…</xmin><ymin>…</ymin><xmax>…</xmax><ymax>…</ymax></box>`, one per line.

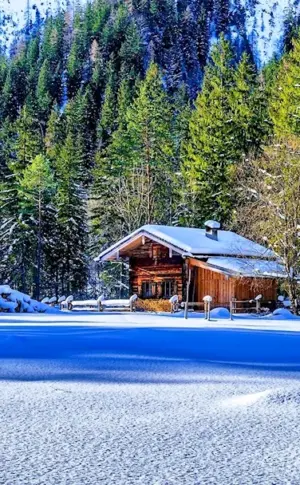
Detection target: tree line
<box><xmin>0</xmin><ymin>0</ymin><xmax>299</xmax><ymax>303</ymax></box>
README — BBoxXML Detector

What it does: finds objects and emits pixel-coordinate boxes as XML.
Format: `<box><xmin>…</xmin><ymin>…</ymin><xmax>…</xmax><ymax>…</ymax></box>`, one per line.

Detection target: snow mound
<box><xmin>210</xmin><ymin>307</ymin><xmax>231</xmax><ymax>319</ymax></box>
<box><xmin>223</xmin><ymin>390</ymin><xmax>271</xmax><ymax>407</ymax></box>
<box><xmin>0</xmin><ymin>285</ymin><xmax>59</xmax><ymax>314</ymax></box>
<box><xmin>269</xmin><ymin>309</ymin><xmax>299</xmax><ymax>320</ymax></box>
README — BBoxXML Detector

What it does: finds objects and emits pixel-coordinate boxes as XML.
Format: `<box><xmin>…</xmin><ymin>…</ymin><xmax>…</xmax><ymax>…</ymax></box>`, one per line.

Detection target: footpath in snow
<box><xmin>1</xmin><ymin>311</ymin><xmax>300</xmax><ymax>485</ymax></box>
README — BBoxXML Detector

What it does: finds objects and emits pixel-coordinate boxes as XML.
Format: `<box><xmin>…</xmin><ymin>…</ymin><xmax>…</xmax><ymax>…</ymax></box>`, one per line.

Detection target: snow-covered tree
<box><xmin>235</xmin><ymin>138</ymin><xmax>300</xmax><ymax>312</ymax></box>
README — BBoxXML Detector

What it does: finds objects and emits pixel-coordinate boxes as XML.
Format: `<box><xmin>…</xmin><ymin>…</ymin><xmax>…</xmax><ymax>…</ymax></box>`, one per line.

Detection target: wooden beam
<box><xmin>169</xmin><ymin>248</ymin><xmax>173</xmax><ymax>258</ymax></box>
<box><xmin>184</xmin><ymin>262</ymin><xmax>192</xmax><ymax>320</ymax></box>
<box><xmin>188</xmin><ymin>257</ymin><xmax>232</xmax><ymax>276</ymax></box>
<box><xmin>101</xmin><ymin>231</ymin><xmax>185</xmax><ymax>261</ymax></box>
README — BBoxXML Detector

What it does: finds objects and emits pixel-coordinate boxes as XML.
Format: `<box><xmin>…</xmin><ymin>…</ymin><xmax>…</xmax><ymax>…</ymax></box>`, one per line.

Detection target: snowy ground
<box><xmin>1</xmin><ymin>312</ymin><xmax>300</xmax><ymax>485</ymax></box>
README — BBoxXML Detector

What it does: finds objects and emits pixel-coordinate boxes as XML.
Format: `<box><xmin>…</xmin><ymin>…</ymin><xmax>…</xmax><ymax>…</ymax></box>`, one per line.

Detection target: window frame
<box><xmin>162</xmin><ymin>279</ymin><xmax>175</xmax><ymax>299</ymax></box>
<box><xmin>141</xmin><ymin>281</ymin><xmax>156</xmax><ymax>298</ymax></box>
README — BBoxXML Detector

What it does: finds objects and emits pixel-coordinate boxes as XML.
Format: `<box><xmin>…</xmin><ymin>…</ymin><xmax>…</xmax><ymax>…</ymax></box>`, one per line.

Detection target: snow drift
<box><xmin>0</xmin><ymin>285</ymin><xmax>59</xmax><ymax>313</ymax></box>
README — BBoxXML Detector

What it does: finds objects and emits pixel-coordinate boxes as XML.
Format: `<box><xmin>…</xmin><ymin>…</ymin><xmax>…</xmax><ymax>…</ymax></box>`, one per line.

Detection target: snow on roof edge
<box><xmin>205</xmin><ymin>256</ymin><xmax>288</xmax><ymax>278</ymax></box>
<box><xmin>95</xmin><ymin>224</ymin><xmax>275</xmax><ymax>262</ymax></box>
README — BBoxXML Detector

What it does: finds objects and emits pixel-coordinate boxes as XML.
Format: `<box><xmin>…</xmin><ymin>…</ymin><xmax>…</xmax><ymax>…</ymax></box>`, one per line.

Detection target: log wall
<box><xmin>125</xmin><ymin>239</ymin><xmax>278</xmax><ymax>305</ymax></box>
<box><xmin>128</xmin><ymin>240</ymin><xmax>184</xmax><ymax>299</ymax></box>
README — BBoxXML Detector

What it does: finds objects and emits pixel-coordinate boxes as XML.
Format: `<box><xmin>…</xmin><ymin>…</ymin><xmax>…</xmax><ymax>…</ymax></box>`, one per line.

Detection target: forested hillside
<box><xmin>0</xmin><ymin>0</ymin><xmax>299</xmax><ymax>299</ymax></box>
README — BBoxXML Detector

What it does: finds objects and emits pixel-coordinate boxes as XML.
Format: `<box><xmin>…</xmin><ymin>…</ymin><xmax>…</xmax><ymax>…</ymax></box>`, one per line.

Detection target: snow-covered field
<box><xmin>1</xmin><ymin>311</ymin><xmax>300</xmax><ymax>485</ymax></box>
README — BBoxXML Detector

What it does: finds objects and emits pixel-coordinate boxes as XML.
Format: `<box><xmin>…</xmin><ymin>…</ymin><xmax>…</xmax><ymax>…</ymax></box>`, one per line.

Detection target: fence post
<box><xmin>203</xmin><ymin>296</ymin><xmax>212</xmax><ymax>321</ymax></box>
<box><xmin>233</xmin><ymin>297</ymin><xmax>237</xmax><ymax>314</ymax></box>
<box><xmin>184</xmin><ymin>264</ymin><xmax>192</xmax><ymax>320</ymax></box>
<box><xmin>255</xmin><ymin>294</ymin><xmax>262</xmax><ymax>314</ymax></box>
<box><xmin>256</xmin><ymin>299</ymin><xmax>260</xmax><ymax>314</ymax></box>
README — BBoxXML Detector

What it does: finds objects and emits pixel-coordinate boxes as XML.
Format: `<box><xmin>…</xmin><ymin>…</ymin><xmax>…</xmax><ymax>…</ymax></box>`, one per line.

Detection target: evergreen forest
<box><xmin>0</xmin><ymin>0</ymin><xmax>300</xmax><ymax>299</ymax></box>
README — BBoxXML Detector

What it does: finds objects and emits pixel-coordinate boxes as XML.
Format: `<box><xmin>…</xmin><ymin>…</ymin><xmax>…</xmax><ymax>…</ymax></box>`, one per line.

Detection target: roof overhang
<box><xmin>189</xmin><ymin>256</ymin><xmax>289</xmax><ymax>279</ymax></box>
<box><xmin>187</xmin><ymin>258</ymin><xmax>233</xmax><ymax>277</ymax></box>
<box><xmin>95</xmin><ymin>229</ymin><xmax>191</xmax><ymax>262</ymax></box>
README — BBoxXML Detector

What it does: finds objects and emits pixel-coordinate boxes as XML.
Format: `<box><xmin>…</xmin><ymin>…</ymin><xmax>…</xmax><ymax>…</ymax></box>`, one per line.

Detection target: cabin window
<box><xmin>162</xmin><ymin>280</ymin><xmax>175</xmax><ymax>298</ymax></box>
<box><xmin>141</xmin><ymin>281</ymin><xmax>156</xmax><ymax>298</ymax></box>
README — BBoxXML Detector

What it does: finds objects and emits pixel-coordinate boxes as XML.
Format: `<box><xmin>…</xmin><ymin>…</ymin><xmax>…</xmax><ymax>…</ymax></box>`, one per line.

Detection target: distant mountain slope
<box><xmin>1</xmin><ymin>0</ymin><xmax>299</xmax><ymax>67</ymax></box>
<box><xmin>241</xmin><ymin>0</ymin><xmax>300</xmax><ymax>63</ymax></box>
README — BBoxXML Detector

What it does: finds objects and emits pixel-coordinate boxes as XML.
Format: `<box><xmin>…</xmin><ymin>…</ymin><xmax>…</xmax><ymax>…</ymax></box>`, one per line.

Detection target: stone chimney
<box><xmin>204</xmin><ymin>220</ymin><xmax>221</xmax><ymax>241</ymax></box>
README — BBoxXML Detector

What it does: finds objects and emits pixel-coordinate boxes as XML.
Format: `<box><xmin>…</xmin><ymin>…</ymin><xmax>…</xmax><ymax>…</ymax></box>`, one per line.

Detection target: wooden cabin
<box><xmin>95</xmin><ymin>222</ymin><xmax>286</xmax><ymax>310</ymax></box>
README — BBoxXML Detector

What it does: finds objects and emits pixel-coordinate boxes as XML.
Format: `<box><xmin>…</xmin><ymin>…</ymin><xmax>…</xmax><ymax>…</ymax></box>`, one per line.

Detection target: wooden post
<box><xmin>232</xmin><ymin>297</ymin><xmax>236</xmax><ymax>314</ymax></box>
<box><xmin>184</xmin><ymin>262</ymin><xmax>192</xmax><ymax>320</ymax></box>
<box><xmin>204</xmin><ymin>300</ymin><xmax>211</xmax><ymax>320</ymax></box>
<box><xmin>207</xmin><ymin>300</ymin><xmax>211</xmax><ymax>321</ymax></box>
<box><xmin>203</xmin><ymin>296</ymin><xmax>212</xmax><ymax>320</ymax></box>
<box><xmin>256</xmin><ymin>299</ymin><xmax>261</xmax><ymax>314</ymax></box>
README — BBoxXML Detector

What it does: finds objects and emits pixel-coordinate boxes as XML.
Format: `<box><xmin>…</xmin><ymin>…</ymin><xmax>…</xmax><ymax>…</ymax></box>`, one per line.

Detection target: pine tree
<box><xmin>97</xmin><ymin>58</ymin><xmax>118</xmax><ymax>149</ymax></box>
<box><xmin>1</xmin><ymin>56</ymin><xmax>28</xmax><ymax>120</ymax></box>
<box><xmin>93</xmin><ymin>62</ymin><xmax>176</xmax><ymax>243</ymax></box>
<box><xmin>181</xmin><ymin>37</ymin><xmax>236</xmax><ymax>226</ymax></box>
<box><xmin>270</xmin><ymin>34</ymin><xmax>300</xmax><ymax>137</ymax></box>
<box><xmin>19</xmin><ymin>154</ymin><xmax>56</xmax><ymax>299</ymax></box>
<box><xmin>67</xmin><ymin>10</ymin><xmax>87</xmax><ymax>98</ymax></box>
<box><xmin>0</xmin><ymin>121</ymin><xmax>20</xmax><ymax>287</ymax></box>
<box><xmin>45</xmin><ymin>104</ymin><xmax>66</xmax><ymax>161</ymax></box>
<box><xmin>13</xmin><ymin>105</ymin><xmax>44</xmax><ymax>173</ymax></box>
<box><xmin>54</xmin><ymin>133</ymin><xmax>88</xmax><ymax>294</ymax></box>
<box><xmin>181</xmin><ymin>38</ymin><xmax>267</xmax><ymax>226</ymax></box>
<box><xmin>119</xmin><ymin>21</ymin><xmax>144</xmax><ymax>82</ymax></box>
<box><xmin>230</xmin><ymin>52</ymin><xmax>269</xmax><ymax>157</ymax></box>
<box><xmin>36</xmin><ymin>59</ymin><xmax>53</xmax><ymax>126</ymax></box>
<box><xmin>64</xmin><ymin>85</ymin><xmax>97</xmax><ymax>185</ymax></box>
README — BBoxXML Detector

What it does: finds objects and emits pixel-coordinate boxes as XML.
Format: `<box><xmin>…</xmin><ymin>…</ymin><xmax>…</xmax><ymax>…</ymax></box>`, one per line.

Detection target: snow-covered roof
<box><xmin>205</xmin><ymin>257</ymin><xmax>287</xmax><ymax>278</ymax></box>
<box><xmin>95</xmin><ymin>224</ymin><xmax>275</xmax><ymax>262</ymax></box>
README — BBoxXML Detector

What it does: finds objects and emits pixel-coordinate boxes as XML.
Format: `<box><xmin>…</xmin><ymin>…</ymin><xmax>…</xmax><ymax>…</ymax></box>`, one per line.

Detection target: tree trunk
<box><xmin>35</xmin><ymin>191</ymin><xmax>42</xmax><ymax>300</ymax></box>
<box><xmin>287</xmin><ymin>277</ymin><xmax>299</xmax><ymax>314</ymax></box>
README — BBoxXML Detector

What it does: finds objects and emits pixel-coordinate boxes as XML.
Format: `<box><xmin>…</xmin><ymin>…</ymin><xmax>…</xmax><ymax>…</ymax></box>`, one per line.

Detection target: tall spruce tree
<box><xmin>270</xmin><ymin>34</ymin><xmax>300</xmax><ymax>137</ymax></box>
<box><xmin>54</xmin><ymin>133</ymin><xmax>88</xmax><ymax>294</ymax></box>
<box><xmin>181</xmin><ymin>38</ymin><xmax>267</xmax><ymax>226</ymax></box>
<box><xmin>92</xmin><ymin>62</ymin><xmax>177</xmax><ymax>244</ymax></box>
<box><xmin>19</xmin><ymin>154</ymin><xmax>56</xmax><ymax>298</ymax></box>
<box><xmin>181</xmin><ymin>37</ymin><xmax>236</xmax><ymax>226</ymax></box>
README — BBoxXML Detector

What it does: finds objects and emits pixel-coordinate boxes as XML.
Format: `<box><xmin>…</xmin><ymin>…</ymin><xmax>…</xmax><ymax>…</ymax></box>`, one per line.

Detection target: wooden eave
<box><xmin>187</xmin><ymin>257</ymin><xmax>234</xmax><ymax>277</ymax></box>
<box><xmin>97</xmin><ymin>230</ymin><xmax>188</xmax><ymax>261</ymax></box>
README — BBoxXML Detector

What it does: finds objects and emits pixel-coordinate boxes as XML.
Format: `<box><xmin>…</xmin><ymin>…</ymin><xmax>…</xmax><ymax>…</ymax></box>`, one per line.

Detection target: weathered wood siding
<box><xmin>195</xmin><ymin>267</ymin><xmax>277</xmax><ymax>305</ymax></box>
<box><xmin>124</xmin><ymin>239</ymin><xmax>278</xmax><ymax>304</ymax></box>
<box><xmin>235</xmin><ymin>277</ymin><xmax>277</xmax><ymax>302</ymax></box>
<box><xmin>195</xmin><ymin>267</ymin><xmax>235</xmax><ymax>304</ymax></box>
<box><xmin>128</xmin><ymin>240</ymin><xmax>184</xmax><ymax>299</ymax></box>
